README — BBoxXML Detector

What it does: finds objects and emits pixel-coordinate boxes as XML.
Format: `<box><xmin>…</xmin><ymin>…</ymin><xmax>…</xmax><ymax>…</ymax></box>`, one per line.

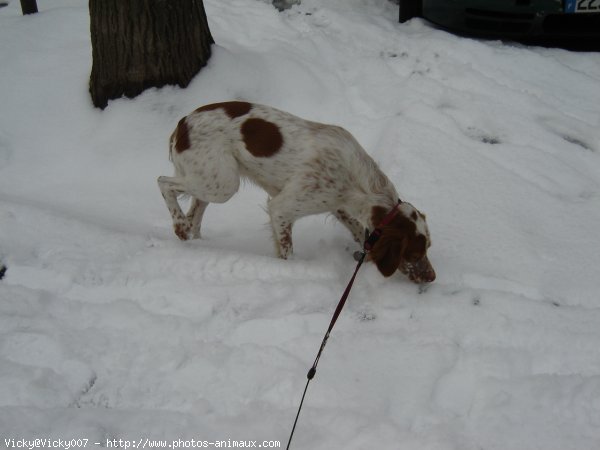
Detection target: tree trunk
<box><xmin>89</xmin><ymin>0</ymin><xmax>214</xmax><ymax>109</ymax></box>
<box><xmin>20</xmin><ymin>0</ymin><xmax>38</xmax><ymax>14</ymax></box>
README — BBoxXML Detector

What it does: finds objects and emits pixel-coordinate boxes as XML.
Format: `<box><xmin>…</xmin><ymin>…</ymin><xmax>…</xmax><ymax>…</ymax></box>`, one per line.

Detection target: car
<box><xmin>399</xmin><ymin>0</ymin><xmax>600</xmax><ymax>39</ymax></box>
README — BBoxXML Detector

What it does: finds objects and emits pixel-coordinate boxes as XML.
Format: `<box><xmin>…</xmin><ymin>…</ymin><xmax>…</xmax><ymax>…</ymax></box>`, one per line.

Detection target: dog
<box><xmin>158</xmin><ymin>102</ymin><xmax>435</xmax><ymax>283</ymax></box>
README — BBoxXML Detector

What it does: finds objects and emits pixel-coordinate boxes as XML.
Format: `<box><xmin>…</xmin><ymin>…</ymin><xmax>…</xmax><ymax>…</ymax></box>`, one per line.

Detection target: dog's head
<box><xmin>369</xmin><ymin>203</ymin><xmax>435</xmax><ymax>283</ymax></box>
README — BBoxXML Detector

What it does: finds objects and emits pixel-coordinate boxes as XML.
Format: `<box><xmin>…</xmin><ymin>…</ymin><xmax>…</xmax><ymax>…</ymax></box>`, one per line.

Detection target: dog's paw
<box><xmin>173</xmin><ymin>222</ymin><xmax>192</xmax><ymax>241</ymax></box>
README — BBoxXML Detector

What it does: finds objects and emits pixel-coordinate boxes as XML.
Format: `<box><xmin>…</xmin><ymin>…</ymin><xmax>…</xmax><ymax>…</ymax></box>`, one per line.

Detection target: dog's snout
<box><xmin>414</xmin><ymin>256</ymin><xmax>436</xmax><ymax>283</ymax></box>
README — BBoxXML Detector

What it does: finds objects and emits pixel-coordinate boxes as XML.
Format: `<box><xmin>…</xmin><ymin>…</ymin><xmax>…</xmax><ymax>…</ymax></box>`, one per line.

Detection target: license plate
<box><xmin>565</xmin><ymin>0</ymin><xmax>600</xmax><ymax>13</ymax></box>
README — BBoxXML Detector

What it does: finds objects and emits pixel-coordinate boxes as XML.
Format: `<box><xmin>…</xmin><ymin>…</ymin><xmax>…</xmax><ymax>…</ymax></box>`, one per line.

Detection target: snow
<box><xmin>1</xmin><ymin>0</ymin><xmax>600</xmax><ymax>448</ymax></box>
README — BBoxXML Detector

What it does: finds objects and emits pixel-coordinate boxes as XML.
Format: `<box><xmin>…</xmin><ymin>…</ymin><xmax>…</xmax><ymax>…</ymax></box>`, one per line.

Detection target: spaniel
<box><xmin>158</xmin><ymin>102</ymin><xmax>435</xmax><ymax>283</ymax></box>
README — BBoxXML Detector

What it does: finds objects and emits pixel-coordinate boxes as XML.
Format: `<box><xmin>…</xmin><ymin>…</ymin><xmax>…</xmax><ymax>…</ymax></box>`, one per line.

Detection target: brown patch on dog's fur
<box><xmin>241</xmin><ymin>118</ymin><xmax>284</xmax><ymax>158</ymax></box>
<box><xmin>174</xmin><ymin>118</ymin><xmax>190</xmax><ymax>153</ymax></box>
<box><xmin>195</xmin><ymin>101</ymin><xmax>252</xmax><ymax>119</ymax></box>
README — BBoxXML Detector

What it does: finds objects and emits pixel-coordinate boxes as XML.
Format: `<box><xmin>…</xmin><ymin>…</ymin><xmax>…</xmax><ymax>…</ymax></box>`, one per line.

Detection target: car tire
<box><xmin>399</xmin><ymin>0</ymin><xmax>423</xmax><ymax>23</ymax></box>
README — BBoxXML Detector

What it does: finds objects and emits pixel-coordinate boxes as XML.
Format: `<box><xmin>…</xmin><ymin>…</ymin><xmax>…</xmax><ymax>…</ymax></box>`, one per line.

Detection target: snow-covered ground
<box><xmin>1</xmin><ymin>0</ymin><xmax>600</xmax><ymax>448</ymax></box>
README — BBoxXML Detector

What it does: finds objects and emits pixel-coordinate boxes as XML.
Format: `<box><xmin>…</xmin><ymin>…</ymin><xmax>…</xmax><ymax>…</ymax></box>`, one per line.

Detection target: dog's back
<box><xmin>170</xmin><ymin>102</ymin><xmax>387</xmax><ymax>201</ymax></box>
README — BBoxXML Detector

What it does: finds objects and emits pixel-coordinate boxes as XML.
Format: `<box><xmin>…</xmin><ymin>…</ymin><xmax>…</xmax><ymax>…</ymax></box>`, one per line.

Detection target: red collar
<box><xmin>363</xmin><ymin>199</ymin><xmax>402</xmax><ymax>251</ymax></box>
<box><xmin>377</xmin><ymin>199</ymin><xmax>402</xmax><ymax>228</ymax></box>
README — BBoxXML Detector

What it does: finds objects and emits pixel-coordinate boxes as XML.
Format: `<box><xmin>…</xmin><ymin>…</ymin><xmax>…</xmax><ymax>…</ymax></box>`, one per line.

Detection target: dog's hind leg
<box><xmin>186</xmin><ymin>198</ymin><xmax>208</xmax><ymax>239</ymax></box>
<box><xmin>159</xmin><ymin>146</ymin><xmax>241</xmax><ymax>240</ymax></box>
<box><xmin>157</xmin><ymin>176</ymin><xmax>193</xmax><ymax>240</ymax></box>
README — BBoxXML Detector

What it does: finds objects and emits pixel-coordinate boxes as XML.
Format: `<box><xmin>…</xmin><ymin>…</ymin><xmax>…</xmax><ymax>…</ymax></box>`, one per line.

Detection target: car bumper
<box><xmin>422</xmin><ymin>0</ymin><xmax>600</xmax><ymax>38</ymax></box>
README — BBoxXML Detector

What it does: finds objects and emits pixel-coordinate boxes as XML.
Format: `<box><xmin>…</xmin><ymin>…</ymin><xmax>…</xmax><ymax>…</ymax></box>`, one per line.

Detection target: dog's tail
<box><xmin>168</xmin><ymin>129</ymin><xmax>176</xmax><ymax>162</ymax></box>
<box><xmin>0</xmin><ymin>264</ymin><xmax>6</xmax><ymax>280</ymax></box>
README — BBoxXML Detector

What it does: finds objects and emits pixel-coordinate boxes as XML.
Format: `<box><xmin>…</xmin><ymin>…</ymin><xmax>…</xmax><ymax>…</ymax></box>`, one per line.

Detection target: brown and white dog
<box><xmin>158</xmin><ymin>102</ymin><xmax>435</xmax><ymax>283</ymax></box>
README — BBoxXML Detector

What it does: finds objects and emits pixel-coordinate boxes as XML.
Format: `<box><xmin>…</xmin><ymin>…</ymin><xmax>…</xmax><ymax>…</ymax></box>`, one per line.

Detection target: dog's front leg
<box><xmin>333</xmin><ymin>209</ymin><xmax>365</xmax><ymax>245</ymax></box>
<box><xmin>270</xmin><ymin>217</ymin><xmax>293</xmax><ymax>259</ymax></box>
<box><xmin>267</xmin><ymin>195</ymin><xmax>298</xmax><ymax>259</ymax></box>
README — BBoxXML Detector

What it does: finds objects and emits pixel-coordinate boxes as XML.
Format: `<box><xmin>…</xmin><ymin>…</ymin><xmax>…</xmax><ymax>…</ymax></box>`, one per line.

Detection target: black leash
<box><xmin>286</xmin><ymin>201</ymin><xmax>402</xmax><ymax>450</ymax></box>
<box><xmin>286</xmin><ymin>252</ymin><xmax>366</xmax><ymax>450</ymax></box>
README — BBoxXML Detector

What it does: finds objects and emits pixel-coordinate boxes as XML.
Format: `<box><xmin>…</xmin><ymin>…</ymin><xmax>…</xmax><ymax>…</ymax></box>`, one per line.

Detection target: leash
<box><xmin>286</xmin><ymin>200</ymin><xmax>402</xmax><ymax>450</ymax></box>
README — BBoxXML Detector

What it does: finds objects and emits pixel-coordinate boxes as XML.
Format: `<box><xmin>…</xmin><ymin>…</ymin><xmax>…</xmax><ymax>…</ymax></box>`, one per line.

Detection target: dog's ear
<box><xmin>370</xmin><ymin>229</ymin><xmax>406</xmax><ymax>277</ymax></box>
<box><xmin>373</xmin><ymin>240</ymin><xmax>402</xmax><ymax>277</ymax></box>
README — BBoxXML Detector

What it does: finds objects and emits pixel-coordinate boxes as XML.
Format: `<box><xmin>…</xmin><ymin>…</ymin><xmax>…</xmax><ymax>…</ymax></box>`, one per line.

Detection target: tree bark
<box><xmin>89</xmin><ymin>0</ymin><xmax>214</xmax><ymax>109</ymax></box>
<box><xmin>20</xmin><ymin>0</ymin><xmax>38</xmax><ymax>14</ymax></box>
